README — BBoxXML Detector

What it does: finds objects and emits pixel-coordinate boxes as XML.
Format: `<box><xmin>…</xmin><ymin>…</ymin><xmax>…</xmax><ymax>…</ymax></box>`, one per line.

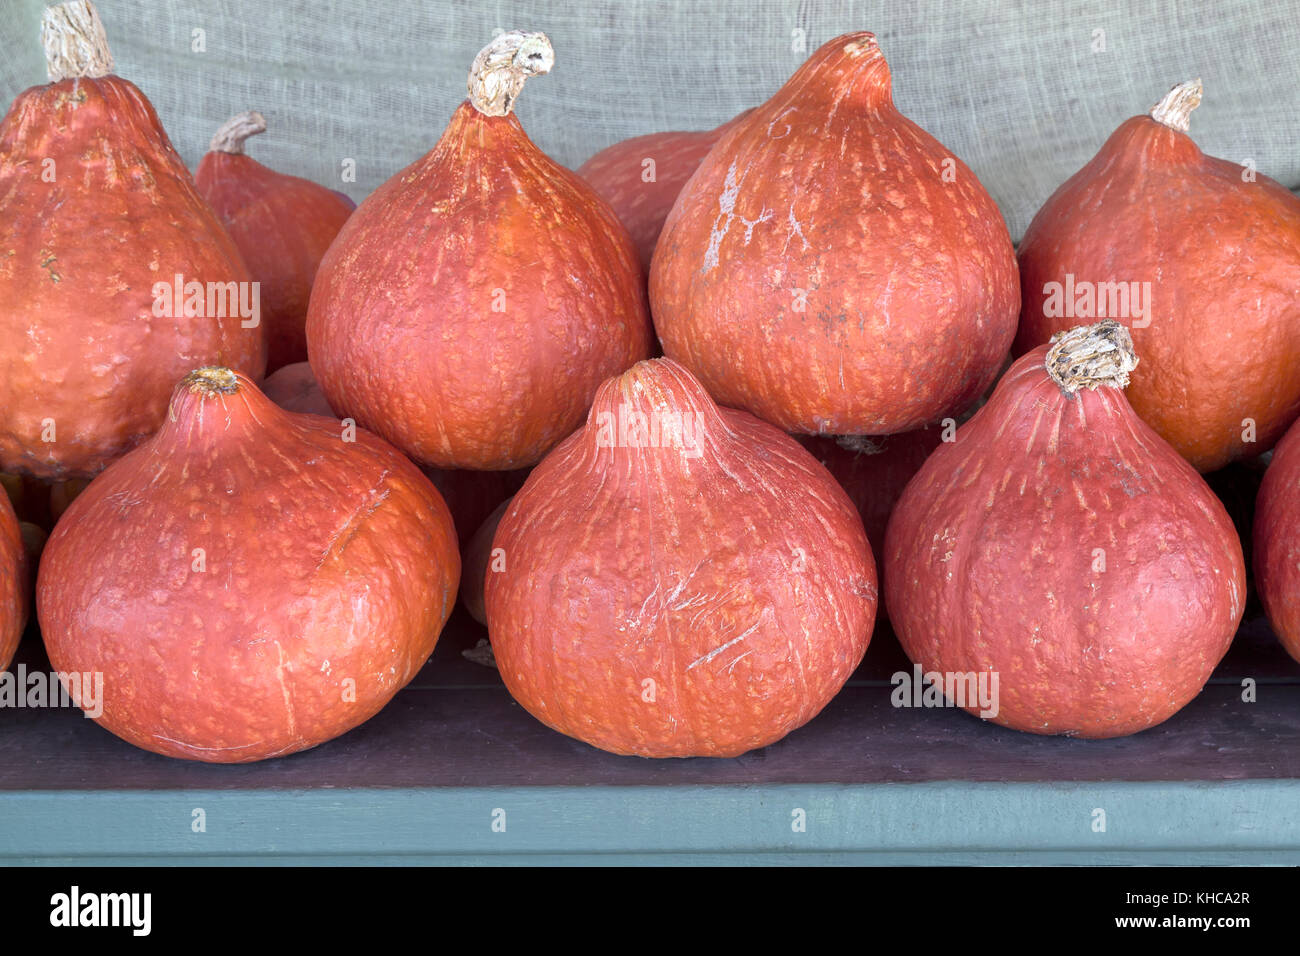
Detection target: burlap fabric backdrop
<box><xmin>1</xmin><ymin>0</ymin><xmax>1297</xmax><ymax>241</ymax></box>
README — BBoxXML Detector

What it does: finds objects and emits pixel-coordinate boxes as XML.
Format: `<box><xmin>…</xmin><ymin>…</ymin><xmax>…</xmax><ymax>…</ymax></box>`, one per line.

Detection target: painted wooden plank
<box><xmin>13</xmin><ymin>851</ymin><xmax>1300</xmax><ymax>865</ymax></box>
<box><xmin>1</xmin><ymin>781</ymin><xmax>1297</xmax><ymax>864</ymax></box>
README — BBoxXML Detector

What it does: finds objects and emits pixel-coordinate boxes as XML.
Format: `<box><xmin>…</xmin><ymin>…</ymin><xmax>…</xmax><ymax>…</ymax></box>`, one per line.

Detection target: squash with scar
<box><xmin>486</xmin><ymin>358</ymin><xmax>876</xmax><ymax>757</ymax></box>
<box><xmin>36</xmin><ymin>368</ymin><xmax>459</xmax><ymax>762</ymax></box>
<box><xmin>885</xmin><ymin>322</ymin><xmax>1245</xmax><ymax>737</ymax></box>
<box><xmin>577</xmin><ymin>109</ymin><xmax>752</xmax><ymax>273</ymax></box>
<box><xmin>650</xmin><ymin>32</ymin><xmax>1017</xmax><ymax>436</ymax></box>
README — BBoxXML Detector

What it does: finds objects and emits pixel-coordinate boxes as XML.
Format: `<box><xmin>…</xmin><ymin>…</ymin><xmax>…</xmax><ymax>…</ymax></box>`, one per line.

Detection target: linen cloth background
<box><xmin>1</xmin><ymin>0</ymin><xmax>1297</xmax><ymax>241</ymax></box>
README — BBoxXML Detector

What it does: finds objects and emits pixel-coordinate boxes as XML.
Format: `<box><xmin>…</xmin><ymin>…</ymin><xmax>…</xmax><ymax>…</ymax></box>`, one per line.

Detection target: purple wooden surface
<box><xmin>1</xmin><ymin>605</ymin><xmax>1296</xmax><ymax>790</ymax></box>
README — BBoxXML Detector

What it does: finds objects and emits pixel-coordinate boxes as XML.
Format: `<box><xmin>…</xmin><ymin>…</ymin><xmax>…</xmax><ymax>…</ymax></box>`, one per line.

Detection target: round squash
<box><xmin>195</xmin><ymin>111</ymin><xmax>355</xmax><ymax>373</ymax></box>
<box><xmin>486</xmin><ymin>358</ymin><xmax>876</xmax><ymax>757</ymax></box>
<box><xmin>461</xmin><ymin>497</ymin><xmax>511</xmax><ymax>626</ymax></box>
<box><xmin>37</xmin><ymin>367</ymin><xmax>459</xmax><ymax>762</ymax></box>
<box><xmin>650</xmin><ymin>32</ymin><xmax>1017</xmax><ymax>436</ymax></box>
<box><xmin>885</xmin><ymin>321</ymin><xmax>1245</xmax><ymax>737</ymax></box>
<box><xmin>0</xmin><ymin>490</ymin><xmax>27</xmax><ymax>673</ymax></box>
<box><xmin>0</xmin><ymin>1</ymin><xmax>264</xmax><ymax>479</ymax></box>
<box><xmin>261</xmin><ymin>361</ymin><xmax>335</xmax><ymax>418</ymax></box>
<box><xmin>1253</xmin><ymin>420</ymin><xmax>1300</xmax><ymax>665</ymax></box>
<box><xmin>307</xmin><ymin>30</ymin><xmax>652</xmax><ymax>470</ymax></box>
<box><xmin>1015</xmin><ymin>80</ymin><xmax>1300</xmax><ymax>472</ymax></box>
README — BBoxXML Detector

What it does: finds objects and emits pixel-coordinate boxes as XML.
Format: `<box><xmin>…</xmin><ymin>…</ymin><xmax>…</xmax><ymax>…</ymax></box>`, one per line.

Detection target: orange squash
<box><xmin>196</xmin><ymin>111</ymin><xmax>354</xmax><ymax>372</ymax></box>
<box><xmin>1016</xmin><ymin>81</ymin><xmax>1300</xmax><ymax>472</ymax></box>
<box><xmin>307</xmin><ymin>31</ymin><xmax>652</xmax><ymax>470</ymax></box>
<box><xmin>651</xmin><ymin>33</ymin><xmax>1017</xmax><ymax>436</ymax></box>
<box><xmin>886</xmin><ymin>322</ymin><xmax>1246</xmax><ymax>737</ymax></box>
<box><xmin>487</xmin><ymin>358</ymin><xmax>875</xmax><ymax>757</ymax></box>
<box><xmin>38</xmin><ymin>368</ymin><xmax>460</xmax><ymax>762</ymax></box>
<box><xmin>0</xmin><ymin>1</ymin><xmax>263</xmax><ymax>479</ymax></box>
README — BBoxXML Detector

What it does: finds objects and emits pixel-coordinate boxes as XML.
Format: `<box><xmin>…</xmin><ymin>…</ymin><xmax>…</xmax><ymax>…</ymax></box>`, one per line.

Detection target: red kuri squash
<box><xmin>486</xmin><ymin>358</ymin><xmax>876</xmax><ymax>757</ymax></box>
<box><xmin>195</xmin><ymin>111</ymin><xmax>355</xmax><ymax>372</ymax></box>
<box><xmin>650</xmin><ymin>32</ymin><xmax>1018</xmax><ymax>436</ymax></box>
<box><xmin>0</xmin><ymin>1</ymin><xmax>264</xmax><ymax>480</ymax></box>
<box><xmin>37</xmin><ymin>367</ymin><xmax>459</xmax><ymax>762</ymax></box>
<box><xmin>1015</xmin><ymin>80</ymin><xmax>1300</xmax><ymax>472</ymax></box>
<box><xmin>885</xmin><ymin>321</ymin><xmax>1245</xmax><ymax>737</ymax></box>
<box><xmin>307</xmin><ymin>30</ymin><xmax>653</xmax><ymax>471</ymax></box>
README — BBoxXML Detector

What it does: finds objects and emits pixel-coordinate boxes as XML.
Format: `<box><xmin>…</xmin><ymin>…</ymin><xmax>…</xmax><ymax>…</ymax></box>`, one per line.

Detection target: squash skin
<box><xmin>650</xmin><ymin>33</ymin><xmax>1018</xmax><ymax>436</ymax></box>
<box><xmin>306</xmin><ymin>102</ymin><xmax>653</xmax><ymax>471</ymax></box>
<box><xmin>195</xmin><ymin>150</ymin><xmax>354</xmax><ymax>373</ymax></box>
<box><xmin>0</xmin><ymin>491</ymin><xmax>26</xmax><ymax>673</ymax></box>
<box><xmin>37</xmin><ymin>370</ymin><xmax>459</xmax><ymax>763</ymax></box>
<box><xmin>1253</xmin><ymin>420</ymin><xmax>1300</xmax><ymax>665</ymax></box>
<box><xmin>1015</xmin><ymin>114</ymin><xmax>1300</xmax><ymax>473</ymax></box>
<box><xmin>0</xmin><ymin>75</ymin><xmax>265</xmax><ymax>479</ymax></box>
<box><xmin>486</xmin><ymin>358</ymin><xmax>876</xmax><ymax>758</ymax></box>
<box><xmin>577</xmin><ymin>111</ymin><xmax>750</xmax><ymax>272</ymax></box>
<box><xmin>261</xmin><ymin>361</ymin><xmax>528</xmax><ymax>541</ymax></box>
<box><xmin>884</xmin><ymin>343</ymin><xmax>1245</xmax><ymax>738</ymax></box>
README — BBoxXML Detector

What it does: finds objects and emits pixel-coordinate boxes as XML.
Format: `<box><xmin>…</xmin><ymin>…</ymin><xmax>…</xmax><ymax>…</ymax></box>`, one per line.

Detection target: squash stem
<box><xmin>1150</xmin><ymin>79</ymin><xmax>1202</xmax><ymax>132</ymax></box>
<box><xmin>467</xmin><ymin>30</ymin><xmax>554</xmax><ymax>117</ymax></box>
<box><xmin>42</xmin><ymin>0</ymin><xmax>114</xmax><ymax>82</ymax></box>
<box><xmin>1045</xmin><ymin>321</ymin><xmax>1139</xmax><ymax>395</ymax></box>
<box><xmin>210</xmin><ymin>111</ymin><xmax>267</xmax><ymax>154</ymax></box>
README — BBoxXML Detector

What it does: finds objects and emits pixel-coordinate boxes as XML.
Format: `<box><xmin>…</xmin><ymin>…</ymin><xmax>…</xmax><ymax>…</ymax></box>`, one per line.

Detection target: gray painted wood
<box><xmin>2</xmin><ymin>781</ymin><xmax>1297</xmax><ymax>864</ymax></box>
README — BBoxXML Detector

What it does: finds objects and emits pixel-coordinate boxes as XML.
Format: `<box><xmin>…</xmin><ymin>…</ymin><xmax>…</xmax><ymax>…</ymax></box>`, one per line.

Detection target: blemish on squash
<box><xmin>39</xmin><ymin>250</ymin><xmax>60</xmax><ymax>282</ymax></box>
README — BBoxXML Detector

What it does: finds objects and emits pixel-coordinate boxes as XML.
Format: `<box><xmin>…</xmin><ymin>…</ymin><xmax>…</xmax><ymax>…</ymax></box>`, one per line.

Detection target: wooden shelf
<box><xmin>1</xmin><ymin>610</ymin><xmax>1298</xmax><ymax>863</ymax></box>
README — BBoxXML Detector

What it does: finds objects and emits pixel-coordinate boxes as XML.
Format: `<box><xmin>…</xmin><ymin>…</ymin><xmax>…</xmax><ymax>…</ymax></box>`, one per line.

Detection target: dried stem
<box><xmin>834</xmin><ymin>435</ymin><xmax>885</xmax><ymax>455</ymax></box>
<box><xmin>209</xmin><ymin>111</ymin><xmax>267</xmax><ymax>154</ymax></box>
<box><xmin>1046</xmin><ymin>321</ymin><xmax>1139</xmax><ymax>395</ymax></box>
<box><xmin>1150</xmin><ymin>79</ymin><xmax>1202</xmax><ymax>132</ymax></box>
<box><xmin>462</xmin><ymin>639</ymin><xmax>498</xmax><ymax>669</ymax></box>
<box><xmin>467</xmin><ymin>30</ymin><xmax>554</xmax><ymax>116</ymax></box>
<box><xmin>42</xmin><ymin>0</ymin><xmax>114</xmax><ymax>81</ymax></box>
<box><xmin>182</xmin><ymin>367</ymin><xmax>240</xmax><ymax>396</ymax></box>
